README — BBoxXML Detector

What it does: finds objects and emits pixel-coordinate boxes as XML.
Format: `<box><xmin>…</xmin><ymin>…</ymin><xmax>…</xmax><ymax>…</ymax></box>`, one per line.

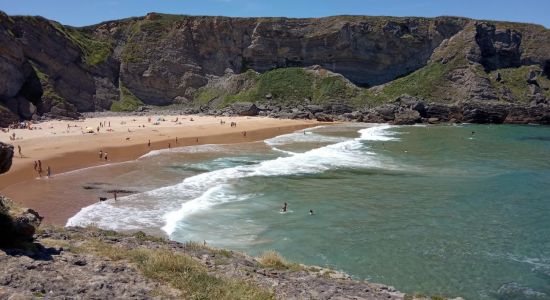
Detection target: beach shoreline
<box><xmin>0</xmin><ymin>115</ymin><xmax>322</xmax><ymax>225</ymax></box>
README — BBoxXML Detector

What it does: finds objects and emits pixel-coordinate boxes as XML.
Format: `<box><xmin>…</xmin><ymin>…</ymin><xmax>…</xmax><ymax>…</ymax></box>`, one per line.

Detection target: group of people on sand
<box><xmin>98</xmin><ymin>149</ymin><xmax>108</xmax><ymax>161</ymax></box>
<box><xmin>33</xmin><ymin>160</ymin><xmax>51</xmax><ymax>178</ymax></box>
<box><xmin>99</xmin><ymin>121</ymin><xmax>110</xmax><ymax>128</ymax></box>
<box><xmin>4</xmin><ymin>121</ymin><xmax>33</xmax><ymax>130</ymax></box>
<box><xmin>280</xmin><ymin>202</ymin><xmax>315</xmax><ymax>215</ymax></box>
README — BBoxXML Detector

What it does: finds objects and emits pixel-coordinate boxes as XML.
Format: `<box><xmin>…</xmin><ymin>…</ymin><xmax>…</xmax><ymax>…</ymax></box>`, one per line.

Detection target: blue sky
<box><xmin>1</xmin><ymin>0</ymin><xmax>549</xmax><ymax>28</ymax></box>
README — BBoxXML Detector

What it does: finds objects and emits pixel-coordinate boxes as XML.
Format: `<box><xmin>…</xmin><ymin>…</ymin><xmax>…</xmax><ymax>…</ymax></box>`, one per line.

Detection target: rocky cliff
<box><xmin>0</xmin><ymin>11</ymin><xmax>549</xmax><ymax>124</ymax></box>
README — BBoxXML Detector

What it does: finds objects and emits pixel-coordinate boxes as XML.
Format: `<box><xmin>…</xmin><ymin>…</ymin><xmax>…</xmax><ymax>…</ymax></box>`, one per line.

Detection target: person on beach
<box><xmin>37</xmin><ymin>160</ymin><xmax>43</xmax><ymax>177</ymax></box>
<box><xmin>168</xmin><ymin>143</ymin><xmax>171</xmax><ymax>149</ymax></box>
<box><xmin>281</xmin><ymin>202</ymin><xmax>288</xmax><ymax>212</ymax></box>
<box><xmin>17</xmin><ymin>145</ymin><xmax>22</xmax><ymax>157</ymax></box>
<box><xmin>33</xmin><ymin>161</ymin><xmax>38</xmax><ymax>172</ymax></box>
<box><xmin>243</xmin><ymin>131</ymin><xmax>247</xmax><ymax>137</ymax></box>
<box><xmin>196</xmin><ymin>138</ymin><xmax>199</xmax><ymax>143</ymax></box>
<box><xmin>104</xmin><ymin>152</ymin><xmax>108</xmax><ymax>161</ymax></box>
<box><xmin>114</xmin><ymin>191</ymin><xmax>117</xmax><ymax>201</ymax></box>
<box><xmin>148</xmin><ymin>140</ymin><xmax>151</xmax><ymax>147</ymax></box>
<box><xmin>99</xmin><ymin>150</ymin><xmax>103</xmax><ymax>160</ymax></box>
<box><xmin>47</xmin><ymin>166</ymin><xmax>51</xmax><ymax>178</ymax></box>
<box><xmin>175</xmin><ymin>137</ymin><xmax>178</xmax><ymax>144</ymax></box>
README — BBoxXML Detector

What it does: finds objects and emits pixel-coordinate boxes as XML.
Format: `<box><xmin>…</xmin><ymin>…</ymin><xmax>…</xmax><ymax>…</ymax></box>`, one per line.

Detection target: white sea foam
<box><xmin>265</xmin><ymin>130</ymin><xmax>348</xmax><ymax>146</ymax></box>
<box><xmin>270</xmin><ymin>147</ymin><xmax>297</xmax><ymax>156</ymax></box>
<box><xmin>139</xmin><ymin>144</ymin><xmax>230</xmax><ymax>158</ymax></box>
<box><xmin>357</xmin><ymin>124</ymin><xmax>400</xmax><ymax>141</ymax></box>
<box><xmin>67</xmin><ymin>124</ymin><xmax>400</xmax><ymax>236</ymax></box>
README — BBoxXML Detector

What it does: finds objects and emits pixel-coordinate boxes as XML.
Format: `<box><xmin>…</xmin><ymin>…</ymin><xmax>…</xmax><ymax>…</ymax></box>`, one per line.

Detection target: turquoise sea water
<box><xmin>67</xmin><ymin>124</ymin><xmax>550</xmax><ymax>299</ymax></box>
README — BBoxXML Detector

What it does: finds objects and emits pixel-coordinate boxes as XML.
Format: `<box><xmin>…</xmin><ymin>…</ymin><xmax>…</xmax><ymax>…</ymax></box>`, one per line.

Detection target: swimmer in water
<box><xmin>309</xmin><ymin>209</ymin><xmax>314</xmax><ymax>215</ymax></box>
<box><xmin>281</xmin><ymin>202</ymin><xmax>288</xmax><ymax>212</ymax></box>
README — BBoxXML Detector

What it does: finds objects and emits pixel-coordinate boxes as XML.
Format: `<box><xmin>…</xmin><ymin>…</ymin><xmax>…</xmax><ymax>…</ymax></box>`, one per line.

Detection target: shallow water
<box><xmin>65</xmin><ymin>124</ymin><xmax>550</xmax><ymax>299</ymax></box>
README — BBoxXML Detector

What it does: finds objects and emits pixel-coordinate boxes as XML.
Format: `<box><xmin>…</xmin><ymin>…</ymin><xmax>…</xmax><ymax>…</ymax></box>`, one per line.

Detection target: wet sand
<box><xmin>0</xmin><ymin>115</ymin><xmax>320</xmax><ymax>224</ymax></box>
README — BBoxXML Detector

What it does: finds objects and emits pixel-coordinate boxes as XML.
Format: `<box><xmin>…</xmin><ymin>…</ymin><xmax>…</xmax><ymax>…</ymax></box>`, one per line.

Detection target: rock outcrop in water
<box><xmin>0</xmin><ymin>11</ymin><xmax>549</xmax><ymax>123</ymax></box>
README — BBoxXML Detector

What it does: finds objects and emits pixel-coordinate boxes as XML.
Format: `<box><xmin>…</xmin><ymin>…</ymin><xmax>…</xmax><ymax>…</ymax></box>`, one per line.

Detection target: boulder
<box><xmin>328</xmin><ymin>104</ymin><xmax>353</xmax><ymax>114</ymax></box>
<box><xmin>428</xmin><ymin>117</ymin><xmax>440</xmax><ymax>124</ymax></box>
<box><xmin>289</xmin><ymin>111</ymin><xmax>310</xmax><ymax>119</ymax></box>
<box><xmin>306</xmin><ymin>105</ymin><xmax>324</xmax><ymax>113</ymax></box>
<box><xmin>315</xmin><ymin>113</ymin><xmax>334</xmax><ymax>122</ymax></box>
<box><xmin>47</xmin><ymin>102</ymin><xmax>80</xmax><ymax>119</ymax></box>
<box><xmin>462</xmin><ymin>103</ymin><xmax>509</xmax><ymax>124</ymax></box>
<box><xmin>396</xmin><ymin>95</ymin><xmax>428</xmax><ymax>117</ymax></box>
<box><xmin>373</xmin><ymin>104</ymin><xmax>398</xmax><ymax>121</ymax></box>
<box><xmin>0</xmin><ymin>142</ymin><xmax>14</xmax><ymax>174</ymax></box>
<box><xmin>0</xmin><ymin>197</ymin><xmax>43</xmax><ymax>247</ymax></box>
<box><xmin>360</xmin><ymin>111</ymin><xmax>385</xmax><ymax>123</ymax></box>
<box><xmin>13</xmin><ymin>208</ymin><xmax>43</xmax><ymax>239</ymax></box>
<box><xmin>342</xmin><ymin>111</ymin><xmax>362</xmax><ymax>121</ymax></box>
<box><xmin>0</xmin><ymin>108</ymin><xmax>19</xmax><ymax>128</ymax></box>
<box><xmin>231</xmin><ymin>102</ymin><xmax>259</xmax><ymax>116</ymax></box>
<box><xmin>425</xmin><ymin>103</ymin><xmax>461</xmax><ymax>121</ymax></box>
<box><xmin>393</xmin><ymin>109</ymin><xmax>421</xmax><ymax>125</ymax></box>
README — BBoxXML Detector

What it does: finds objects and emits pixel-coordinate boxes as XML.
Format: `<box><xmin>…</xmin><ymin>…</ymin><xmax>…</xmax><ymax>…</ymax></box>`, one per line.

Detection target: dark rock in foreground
<box><xmin>0</xmin><ymin>142</ymin><xmax>14</xmax><ymax>174</ymax></box>
<box><xmin>231</xmin><ymin>102</ymin><xmax>259</xmax><ymax>116</ymax></box>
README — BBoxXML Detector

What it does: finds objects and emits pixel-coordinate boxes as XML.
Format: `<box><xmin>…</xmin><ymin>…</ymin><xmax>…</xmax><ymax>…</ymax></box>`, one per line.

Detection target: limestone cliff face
<box><xmin>0</xmin><ymin>11</ymin><xmax>549</xmax><ymax>121</ymax></box>
<box><xmin>109</xmin><ymin>15</ymin><xmax>469</xmax><ymax>104</ymax></box>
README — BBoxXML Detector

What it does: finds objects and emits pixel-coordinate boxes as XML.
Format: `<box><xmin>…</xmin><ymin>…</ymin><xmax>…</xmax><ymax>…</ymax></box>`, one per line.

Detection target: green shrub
<box><xmin>111</xmin><ymin>85</ymin><xmax>144</xmax><ymax>112</ymax></box>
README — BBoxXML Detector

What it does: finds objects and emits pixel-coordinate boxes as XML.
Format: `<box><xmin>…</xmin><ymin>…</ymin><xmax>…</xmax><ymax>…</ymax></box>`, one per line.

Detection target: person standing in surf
<box><xmin>281</xmin><ymin>202</ymin><xmax>288</xmax><ymax>212</ymax></box>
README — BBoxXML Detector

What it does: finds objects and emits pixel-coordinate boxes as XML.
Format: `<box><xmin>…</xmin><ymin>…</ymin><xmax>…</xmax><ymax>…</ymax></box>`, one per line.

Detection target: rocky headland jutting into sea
<box><xmin>1</xmin><ymin>11</ymin><xmax>550</xmax><ymax>125</ymax></box>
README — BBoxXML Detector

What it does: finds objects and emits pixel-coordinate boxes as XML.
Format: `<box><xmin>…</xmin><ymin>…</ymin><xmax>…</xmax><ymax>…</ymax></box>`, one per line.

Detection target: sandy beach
<box><xmin>0</xmin><ymin>115</ymin><xmax>320</xmax><ymax>224</ymax></box>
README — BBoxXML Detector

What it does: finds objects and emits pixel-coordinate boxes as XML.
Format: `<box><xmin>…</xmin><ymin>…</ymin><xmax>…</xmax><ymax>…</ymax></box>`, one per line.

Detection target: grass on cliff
<box><xmin>195</xmin><ymin>67</ymin><xmax>363</xmax><ymax>108</ymax></box>
<box><xmin>50</xmin><ymin>22</ymin><xmax>112</xmax><ymax>67</ymax></box>
<box><xmin>70</xmin><ymin>239</ymin><xmax>274</xmax><ymax>300</ymax></box>
<box><xmin>257</xmin><ymin>250</ymin><xmax>302</xmax><ymax>271</ymax></box>
<box><xmin>488</xmin><ymin>65</ymin><xmax>550</xmax><ymax>103</ymax></box>
<box><xmin>30</xmin><ymin>62</ymin><xmax>67</xmax><ymax>107</ymax></box>
<box><xmin>365</xmin><ymin>61</ymin><xmax>459</xmax><ymax>106</ymax></box>
<box><xmin>111</xmin><ymin>85</ymin><xmax>144</xmax><ymax>112</ymax></box>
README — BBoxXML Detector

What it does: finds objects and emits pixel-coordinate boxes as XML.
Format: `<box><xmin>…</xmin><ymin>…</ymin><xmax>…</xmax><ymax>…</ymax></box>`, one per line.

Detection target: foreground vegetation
<box><xmin>40</xmin><ymin>228</ymin><xmax>274</xmax><ymax>300</ymax></box>
<box><xmin>75</xmin><ymin>239</ymin><xmax>273</xmax><ymax>299</ymax></box>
